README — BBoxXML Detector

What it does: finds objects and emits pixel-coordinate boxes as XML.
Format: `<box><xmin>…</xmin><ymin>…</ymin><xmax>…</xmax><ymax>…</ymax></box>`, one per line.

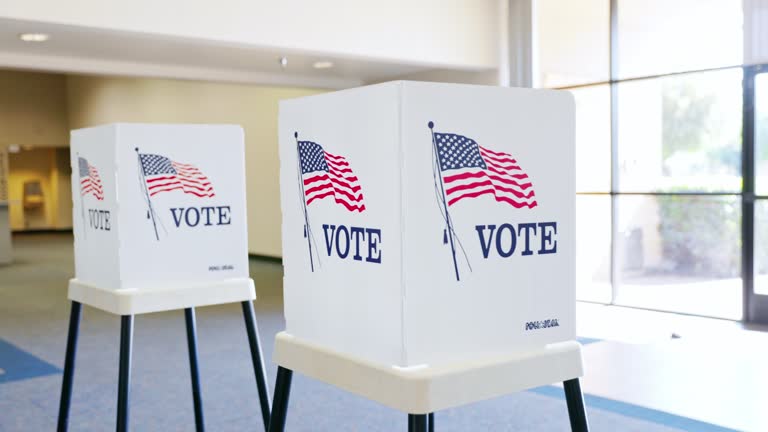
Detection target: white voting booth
<box><xmin>271</xmin><ymin>82</ymin><xmax>588</xmax><ymax>431</ymax></box>
<box><xmin>58</xmin><ymin>124</ymin><xmax>271</xmax><ymax>432</ymax></box>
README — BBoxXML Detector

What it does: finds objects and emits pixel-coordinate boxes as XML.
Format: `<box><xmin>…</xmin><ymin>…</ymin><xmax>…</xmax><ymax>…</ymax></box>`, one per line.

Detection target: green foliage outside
<box><xmin>655</xmin><ymin>76</ymin><xmax>743</xmax><ymax>278</ymax></box>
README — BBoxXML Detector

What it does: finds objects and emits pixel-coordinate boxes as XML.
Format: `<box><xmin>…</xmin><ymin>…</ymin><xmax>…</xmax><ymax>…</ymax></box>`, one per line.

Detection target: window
<box><xmin>615</xmin><ymin>195</ymin><xmax>742</xmax><ymax>318</ymax></box>
<box><xmin>570</xmin><ymin>85</ymin><xmax>611</xmax><ymax>193</ymax></box>
<box><xmin>534</xmin><ymin>0</ymin><xmax>746</xmax><ymax>319</ymax></box>
<box><xmin>535</xmin><ymin>0</ymin><xmax>610</xmax><ymax>88</ymax></box>
<box><xmin>616</xmin><ymin>0</ymin><xmax>743</xmax><ymax>78</ymax></box>
<box><xmin>616</xmin><ymin>69</ymin><xmax>742</xmax><ymax>193</ymax></box>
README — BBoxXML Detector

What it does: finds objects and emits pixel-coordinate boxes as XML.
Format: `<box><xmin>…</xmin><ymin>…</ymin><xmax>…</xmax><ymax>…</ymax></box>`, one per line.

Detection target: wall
<box><xmin>7</xmin><ymin>147</ymin><xmax>71</xmax><ymax>230</ymax></box>
<box><xmin>0</xmin><ymin>0</ymin><xmax>500</xmax><ymax>70</ymax></box>
<box><xmin>66</xmin><ymin>74</ymin><xmax>323</xmax><ymax>257</ymax></box>
<box><xmin>0</xmin><ymin>70</ymin><xmax>69</xmax><ymax>147</ymax></box>
<box><xmin>0</xmin><ymin>69</ymin><xmax>72</xmax><ymax>231</ymax></box>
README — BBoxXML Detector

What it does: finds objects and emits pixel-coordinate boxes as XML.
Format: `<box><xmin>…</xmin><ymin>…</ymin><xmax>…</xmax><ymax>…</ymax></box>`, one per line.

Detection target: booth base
<box><xmin>67</xmin><ymin>278</ymin><xmax>256</xmax><ymax>315</ymax></box>
<box><xmin>268</xmin><ymin>331</ymin><xmax>589</xmax><ymax>431</ymax></box>
<box><xmin>58</xmin><ymin>278</ymin><xmax>271</xmax><ymax>432</ymax></box>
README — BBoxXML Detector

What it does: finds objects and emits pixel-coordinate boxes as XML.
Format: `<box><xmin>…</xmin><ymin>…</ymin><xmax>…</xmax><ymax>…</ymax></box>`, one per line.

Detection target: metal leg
<box><xmin>268</xmin><ymin>367</ymin><xmax>293</xmax><ymax>432</ymax></box>
<box><xmin>563</xmin><ymin>378</ymin><xmax>589</xmax><ymax>432</ymax></box>
<box><xmin>57</xmin><ymin>301</ymin><xmax>82</xmax><ymax>432</ymax></box>
<box><xmin>408</xmin><ymin>414</ymin><xmax>415</xmax><ymax>432</ymax></box>
<box><xmin>428</xmin><ymin>413</ymin><xmax>434</xmax><ymax>432</ymax></box>
<box><xmin>116</xmin><ymin>315</ymin><xmax>134</xmax><ymax>432</ymax></box>
<box><xmin>413</xmin><ymin>414</ymin><xmax>428</xmax><ymax>432</ymax></box>
<box><xmin>241</xmin><ymin>301</ymin><xmax>272</xmax><ymax>430</ymax></box>
<box><xmin>185</xmin><ymin>308</ymin><xmax>205</xmax><ymax>431</ymax></box>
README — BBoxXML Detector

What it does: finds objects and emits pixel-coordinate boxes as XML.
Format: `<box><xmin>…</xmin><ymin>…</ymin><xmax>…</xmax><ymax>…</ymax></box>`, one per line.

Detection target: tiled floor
<box><xmin>1</xmin><ymin>233</ymin><xmax>766</xmax><ymax>431</ymax></box>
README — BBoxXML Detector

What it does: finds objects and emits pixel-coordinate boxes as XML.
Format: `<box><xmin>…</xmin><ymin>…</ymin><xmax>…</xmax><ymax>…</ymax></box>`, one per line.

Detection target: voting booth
<box><xmin>58</xmin><ymin>124</ymin><xmax>271</xmax><ymax>432</ymax></box>
<box><xmin>70</xmin><ymin>124</ymin><xmax>249</xmax><ymax>293</ymax></box>
<box><xmin>270</xmin><ymin>82</ymin><xmax>588</xmax><ymax>431</ymax></box>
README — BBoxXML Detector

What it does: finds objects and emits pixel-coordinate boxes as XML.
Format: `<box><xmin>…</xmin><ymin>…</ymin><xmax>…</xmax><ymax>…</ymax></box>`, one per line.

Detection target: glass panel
<box><xmin>570</xmin><ymin>85</ymin><xmax>611</xmax><ymax>192</ymax></box>
<box><xmin>615</xmin><ymin>195</ymin><xmax>742</xmax><ymax>319</ymax></box>
<box><xmin>756</xmin><ymin>73</ymin><xmax>768</xmax><ymax>195</ymax></box>
<box><xmin>535</xmin><ymin>0</ymin><xmax>610</xmax><ymax>88</ymax></box>
<box><xmin>617</xmin><ymin>68</ymin><xmax>742</xmax><ymax>192</ymax></box>
<box><xmin>756</xmin><ymin>200</ymin><xmax>768</xmax><ymax>295</ymax></box>
<box><xmin>576</xmin><ymin>195</ymin><xmax>612</xmax><ymax>302</ymax></box>
<box><xmin>617</xmin><ymin>0</ymin><xmax>742</xmax><ymax>79</ymax></box>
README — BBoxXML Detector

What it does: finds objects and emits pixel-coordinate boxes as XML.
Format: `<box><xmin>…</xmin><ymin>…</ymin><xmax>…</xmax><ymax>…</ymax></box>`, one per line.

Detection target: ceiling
<box><xmin>0</xmin><ymin>18</ymin><xmax>448</xmax><ymax>89</ymax></box>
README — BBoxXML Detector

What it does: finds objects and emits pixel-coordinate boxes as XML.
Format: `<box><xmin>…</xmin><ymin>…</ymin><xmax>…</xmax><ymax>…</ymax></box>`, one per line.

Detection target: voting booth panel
<box><xmin>70</xmin><ymin>123</ymin><xmax>249</xmax><ymax>291</ymax></box>
<box><xmin>279</xmin><ymin>81</ymin><xmax>575</xmax><ymax>367</ymax></box>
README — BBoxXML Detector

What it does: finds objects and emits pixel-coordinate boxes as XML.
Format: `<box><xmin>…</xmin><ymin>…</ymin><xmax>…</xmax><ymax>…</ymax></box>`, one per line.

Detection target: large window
<box><xmin>535</xmin><ymin>0</ymin><xmax>745</xmax><ymax>319</ymax></box>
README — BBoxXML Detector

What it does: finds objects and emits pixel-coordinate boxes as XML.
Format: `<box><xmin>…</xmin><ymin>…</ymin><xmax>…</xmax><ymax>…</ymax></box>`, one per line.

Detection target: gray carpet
<box><xmin>0</xmin><ymin>234</ymin><xmax>731</xmax><ymax>431</ymax></box>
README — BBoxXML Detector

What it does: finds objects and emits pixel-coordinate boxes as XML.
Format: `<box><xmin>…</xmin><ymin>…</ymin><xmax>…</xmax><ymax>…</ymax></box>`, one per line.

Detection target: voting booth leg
<box><xmin>185</xmin><ymin>308</ymin><xmax>205</xmax><ymax>431</ymax></box>
<box><xmin>267</xmin><ymin>367</ymin><xmax>293</xmax><ymax>432</ymax></box>
<box><xmin>563</xmin><ymin>378</ymin><xmax>589</xmax><ymax>432</ymax></box>
<box><xmin>408</xmin><ymin>414</ymin><xmax>428</xmax><ymax>432</ymax></box>
<box><xmin>57</xmin><ymin>301</ymin><xmax>82</xmax><ymax>432</ymax></box>
<box><xmin>116</xmin><ymin>315</ymin><xmax>134</xmax><ymax>432</ymax></box>
<box><xmin>241</xmin><ymin>300</ymin><xmax>272</xmax><ymax>429</ymax></box>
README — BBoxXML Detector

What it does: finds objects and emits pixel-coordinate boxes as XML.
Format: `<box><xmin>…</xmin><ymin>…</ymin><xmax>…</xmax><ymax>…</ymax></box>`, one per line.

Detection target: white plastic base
<box><xmin>273</xmin><ymin>332</ymin><xmax>584</xmax><ymax>414</ymax></box>
<box><xmin>68</xmin><ymin>278</ymin><xmax>256</xmax><ymax>315</ymax></box>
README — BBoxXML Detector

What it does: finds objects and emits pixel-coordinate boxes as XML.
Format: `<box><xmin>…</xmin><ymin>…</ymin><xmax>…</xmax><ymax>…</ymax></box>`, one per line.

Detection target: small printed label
<box><xmin>525</xmin><ymin>318</ymin><xmax>560</xmax><ymax>331</ymax></box>
<box><xmin>208</xmin><ymin>264</ymin><xmax>234</xmax><ymax>272</ymax></box>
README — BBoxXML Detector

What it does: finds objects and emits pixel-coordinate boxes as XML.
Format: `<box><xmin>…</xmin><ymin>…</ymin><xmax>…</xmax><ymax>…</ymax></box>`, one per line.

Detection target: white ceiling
<box><xmin>0</xmin><ymin>18</ymin><xmax>450</xmax><ymax>88</ymax></box>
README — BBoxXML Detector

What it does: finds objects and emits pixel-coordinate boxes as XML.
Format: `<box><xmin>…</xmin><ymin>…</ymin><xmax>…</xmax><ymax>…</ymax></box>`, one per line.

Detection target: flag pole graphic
<box><xmin>135</xmin><ymin>148</ymin><xmax>160</xmax><ymax>241</ymax></box>
<box><xmin>429</xmin><ymin>121</ymin><xmax>460</xmax><ymax>281</ymax></box>
<box><xmin>295</xmin><ymin>132</ymin><xmax>315</xmax><ymax>272</ymax></box>
<box><xmin>77</xmin><ymin>153</ymin><xmax>86</xmax><ymax>239</ymax></box>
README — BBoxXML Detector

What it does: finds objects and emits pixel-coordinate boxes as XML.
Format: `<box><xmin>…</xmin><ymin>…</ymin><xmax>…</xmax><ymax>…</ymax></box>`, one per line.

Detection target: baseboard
<box><xmin>248</xmin><ymin>253</ymin><xmax>283</xmax><ymax>264</ymax></box>
<box><xmin>11</xmin><ymin>228</ymin><xmax>73</xmax><ymax>235</ymax></box>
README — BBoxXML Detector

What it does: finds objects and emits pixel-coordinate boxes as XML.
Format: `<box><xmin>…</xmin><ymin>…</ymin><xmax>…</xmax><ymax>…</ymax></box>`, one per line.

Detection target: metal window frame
<box><xmin>564</xmin><ymin>0</ymin><xmax>755</xmax><ymax>321</ymax></box>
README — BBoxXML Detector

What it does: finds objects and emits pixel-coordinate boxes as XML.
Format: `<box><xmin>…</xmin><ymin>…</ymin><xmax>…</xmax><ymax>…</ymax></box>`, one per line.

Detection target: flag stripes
<box><xmin>298</xmin><ymin>141</ymin><xmax>365</xmax><ymax>212</ymax></box>
<box><xmin>434</xmin><ymin>132</ymin><xmax>537</xmax><ymax>209</ymax></box>
<box><xmin>139</xmin><ymin>153</ymin><xmax>215</xmax><ymax>198</ymax></box>
<box><xmin>78</xmin><ymin>157</ymin><xmax>104</xmax><ymax>201</ymax></box>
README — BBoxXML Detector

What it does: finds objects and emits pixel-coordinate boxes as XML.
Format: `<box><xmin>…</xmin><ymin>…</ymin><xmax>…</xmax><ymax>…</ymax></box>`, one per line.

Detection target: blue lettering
<box><xmin>185</xmin><ymin>207</ymin><xmax>200</xmax><ymax>227</ymax></box>
<box><xmin>322</xmin><ymin>224</ymin><xmax>336</xmax><ymax>256</ymax></box>
<box><xmin>365</xmin><ymin>228</ymin><xmax>382</xmax><ymax>263</ymax></box>
<box><xmin>518</xmin><ymin>223</ymin><xmax>537</xmax><ymax>256</ymax></box>
<box><xmin>538</xmin><ymin>222</ymin><xmax>557</xmax><ymax>254</ymax></box>
<box><xmin>350</xmin><ymin>226</ymin><xmax>365</xmax><ymax>261</ymax></box>
<box><xmin>495</xmin><ymin>223</ymin><xmax>517</xmax><ymax>258</ymax></box>
<box><xmin>170</xmin><ymin>208</ymin><xmax>184</xmax><ymax>227</ymax></box>
<box><xmin>475</xmin><ymin>224</ymin><xmax>496</xmax><ymax>259</ymax></box>
<box><xmin>335</xmin><ymin>225</ymin><xmax>350</xmax><ymax>258</ymax></box>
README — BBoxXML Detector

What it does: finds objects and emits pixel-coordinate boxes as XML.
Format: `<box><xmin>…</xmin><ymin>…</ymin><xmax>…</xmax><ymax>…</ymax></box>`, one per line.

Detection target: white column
<box><xmin>744</xmin><ymin>0</ymin><xmax>768</xmax><ymax>65</ymax></box>
<box><xmin>507</xmin><ymin>0</ymin><xmax>535</xmax><ymax>87</ymax></box>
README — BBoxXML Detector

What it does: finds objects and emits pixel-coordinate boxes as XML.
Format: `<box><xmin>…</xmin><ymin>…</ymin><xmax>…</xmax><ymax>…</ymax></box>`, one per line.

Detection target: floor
<box><xmin>1</xmin><ymin>233</ymin><xmax>767</xmax><ymax>431</ymax></box>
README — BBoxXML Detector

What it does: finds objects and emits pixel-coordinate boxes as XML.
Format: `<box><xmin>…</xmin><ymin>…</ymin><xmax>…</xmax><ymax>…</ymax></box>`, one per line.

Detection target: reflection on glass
<box><xmin>576</xmin><ymin>195</ymin><xmax>612</xmax><ymax>302</ymax></box>
<box><xmin>755</xmin><ymin>201</ymin><xmax>768</xmax><ymax>295</ymax></box>
<box><xmin>617</xmin><ymin>68</ymin><xmax>742</xmax><ymax>192</ymax></box>
<box><xmin>615</xmin><ymin>195</ymin><xmax>742</xmax><ymax>319</ymax></box>
<box><xmin>570</xmin><ymin>85</ymin><xmax>611</xmax><ymax>192</ymax></box>
<box><xmin>535</xmin><ymin>0</ymin><xmax>609</xmax><ymax>88</ymax></box>
<box><xmin>756</xmin><ymin>73</ymin><xmax>768</xmax><ymax>195</ymax></box>
<box><xmin>617</xmin><ymin>0</ymin><xmax>742</xmax><ymax>79</ymax></box>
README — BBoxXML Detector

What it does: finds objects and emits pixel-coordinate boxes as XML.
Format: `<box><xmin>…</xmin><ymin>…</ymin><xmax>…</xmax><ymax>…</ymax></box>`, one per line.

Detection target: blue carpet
<box><xmin>0</xmin><ymin>338</ymin><xmax>61</xmax><ymax>384</ymax></box>
<box><xmin>530</xmin><ymin>386</ymin><xmax>740</xmax><ymax>432</ymax></box>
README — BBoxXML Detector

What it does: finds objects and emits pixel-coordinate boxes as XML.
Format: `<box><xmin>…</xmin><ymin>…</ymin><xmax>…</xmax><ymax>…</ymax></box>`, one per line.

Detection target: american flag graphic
<box><xmin>434</xmin><ymin>132</ymin><xmax>537</xmax><ymax>209</ymax></box>
<box><xmin>138</xmin><ymin>153</ymin><xmax>215</xmax><ymax>198</ymax></box>
<box><xmin>78</xmin><ymin>157</ymin><xmax>104</xmax><ymax>200</ymax></box>
<box><xmin>298</xmin><ymin>141</ymin><xmax>365</xmax><ymax>212</ymax></box>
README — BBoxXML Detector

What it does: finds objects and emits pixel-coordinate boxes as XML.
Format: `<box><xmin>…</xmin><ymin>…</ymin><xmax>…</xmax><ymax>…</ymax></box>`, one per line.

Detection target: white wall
<box><xmin>0</xmin><ymin>0</ymin><xmax>501</xmax><ymax>70</ymax></box>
